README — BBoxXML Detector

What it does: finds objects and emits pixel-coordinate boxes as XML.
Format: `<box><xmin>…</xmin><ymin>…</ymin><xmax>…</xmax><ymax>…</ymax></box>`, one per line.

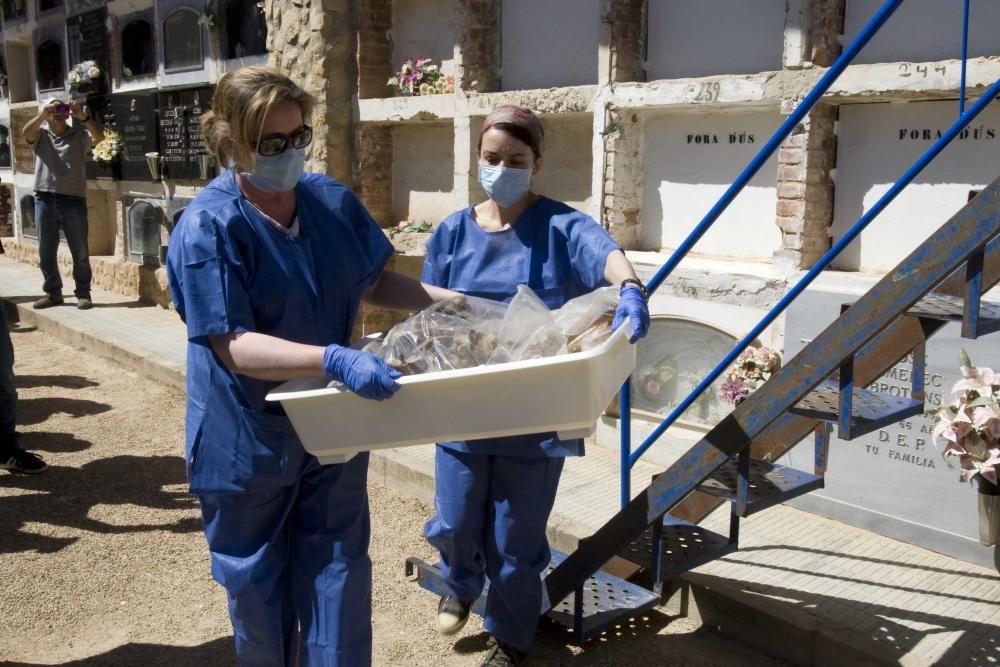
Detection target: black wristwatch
<box><xmin>620</xmin><ymin>278</ymin><xmax>649</xmax><ymax>301</ymax></box>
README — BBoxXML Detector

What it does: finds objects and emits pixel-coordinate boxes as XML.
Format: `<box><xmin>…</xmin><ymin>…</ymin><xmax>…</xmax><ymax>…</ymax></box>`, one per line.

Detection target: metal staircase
<box><xmin>407</xmin><ymin>0</ymin><xmax>1000</xmax><ymax>646</ymax></box>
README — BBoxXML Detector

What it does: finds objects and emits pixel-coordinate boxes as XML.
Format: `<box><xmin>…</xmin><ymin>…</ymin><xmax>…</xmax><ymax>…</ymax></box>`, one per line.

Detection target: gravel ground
<box><xmin>0</xmin><ymin>325</ymin><xmax>786</xmax><ymax>666</ymax></box>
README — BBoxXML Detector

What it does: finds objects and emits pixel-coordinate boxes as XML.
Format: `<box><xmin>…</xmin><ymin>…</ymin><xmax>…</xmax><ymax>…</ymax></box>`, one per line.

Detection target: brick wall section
<box><xmin>353</xmin><ymin>123</ymin><xmax>393</xmax><ymax>227</ymax></box>
<box><xmin>607</xmin><ymin>0</ymin><xmax>646</xmax><ymax>83</ymax></box>
<box><xmin>357</xmin><ymin>0</ymin><xmax>393</xmax><ymax>99</ymax></box>
<box><xmin>603</xmin><ymin>108</ymin><xmax>643</xmax><ymax>249</ymax></box>
<box><xmin>10</xmin><ymin>104</ymin><xmax>37</xmax><ymax>175</ymax></box>
<box><xmin>774</xmin><ymin>104</ymin><xmax>837</xmax><ymax>269</ymax></box>
<box><xmin>807</xmin><ymin>0</ymin><xmax>846</xmax><ymax>67</ymax></box>
<box><xmin>267</xmin><ymin>0</ymin><xmax>355</xmax><ymax>184</ymax></box>
<box><xmin>455</xmin><ymin>0</ymin><xmax>500</xmax><ymax>92</ymax></box>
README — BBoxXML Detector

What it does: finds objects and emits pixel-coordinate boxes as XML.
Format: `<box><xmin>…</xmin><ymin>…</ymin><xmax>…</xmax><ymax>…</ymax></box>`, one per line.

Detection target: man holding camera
<box><xmin>22</xmin><ymin>99</ymin><xmax>103</xmax><ymax>310</ymax></box>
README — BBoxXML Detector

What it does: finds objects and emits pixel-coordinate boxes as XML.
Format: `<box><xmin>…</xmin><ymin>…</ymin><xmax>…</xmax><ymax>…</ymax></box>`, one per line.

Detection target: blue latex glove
<box><xmin>613</xmin><ymin>285</ymin><xmax>650</xmax><ymax>343</ymax></box>
<box><xmin>323</xmin><ymin>344</ymin><xmax>402</xmax><ymax>400</ymax></box>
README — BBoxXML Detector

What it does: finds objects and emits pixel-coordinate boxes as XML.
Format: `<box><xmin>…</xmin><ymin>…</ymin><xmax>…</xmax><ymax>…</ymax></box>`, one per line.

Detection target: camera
<box><xmin>54</xmin><ymin>103</ymin><xmax>70</xmax><ymax>115</ymax></box>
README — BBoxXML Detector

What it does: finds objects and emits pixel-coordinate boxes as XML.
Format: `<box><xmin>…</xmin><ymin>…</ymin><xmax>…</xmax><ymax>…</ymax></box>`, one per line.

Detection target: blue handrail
<box><xmin>618</xmin><ymin>0</ymin><xmax>906</xmax><ymax>503</ymax></box>
<box><xmin>960</xmin><ymin>0</ymin><xmax>970</xmax><ymax>115</ymax></box>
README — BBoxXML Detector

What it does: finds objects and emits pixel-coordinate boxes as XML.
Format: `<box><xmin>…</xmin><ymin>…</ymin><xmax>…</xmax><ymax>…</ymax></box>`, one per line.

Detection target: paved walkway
<box><xmin>1</xmin><ymin>255</ymin><xmax>998</xmax><ymax>666</ymax></box>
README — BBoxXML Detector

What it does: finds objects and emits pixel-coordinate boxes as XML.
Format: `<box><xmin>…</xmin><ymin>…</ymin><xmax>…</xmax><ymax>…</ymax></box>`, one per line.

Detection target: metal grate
<box><xmin>544</xmin><ymin>550</ymin><xmax>660</xmax><ymax>641</ymax></box>
<box><xmin>618</xmin><ymin>517</ymin><xmax>736</xmax><ymax>582</ymax></box>
<box><xmin>406</xmin><ymin>549</ymin><xmax>660</xmax><ymax>645</ymax></box>
<box><xmin>905</xmin><ymin>291</ymin><xmax>1000</xmax><ymax>335</ymax></box>
<box><xmin>698</xmin><ymin>457</ymin><xmax>824</xmax><ymax>515</ymax></box>
<box><xmin>789</xmin><ymin>378</ymin><xmax>924</xmax><ymax>438</ymax></box>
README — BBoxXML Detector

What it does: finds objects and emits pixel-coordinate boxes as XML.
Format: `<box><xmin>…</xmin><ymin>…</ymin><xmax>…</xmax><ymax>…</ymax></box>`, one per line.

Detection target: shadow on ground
<box><xmin>1</xmin><ymin>637</ymin><xmax>235</xmax><ymax>666</ymax></box>
<box><xmin>17</xmin><ymin>396</ymin><xmax>111</xmax><ymax>426</ymax></box>
<box><xmin>16</xmin><ymin>374</ymin><xmax>100</xmax><ymax>390</ymax></box>
<box><xmin>0</xmin><ymin>454</ymin><xmax>201</xmax><ymax>554</ymax></box>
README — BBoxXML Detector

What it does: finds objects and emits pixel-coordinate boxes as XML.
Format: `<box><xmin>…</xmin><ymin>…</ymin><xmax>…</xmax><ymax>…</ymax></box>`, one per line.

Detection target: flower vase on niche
<box><xmin>92</xmin><ymin>130</ymin><xmax>124</xmax><ymax>181</ymax></box>
<box><xmin>68</xmin><ymin>60</ymin><xmax>103</xmax><ymax>97</ymax></box>
<box><xmin>931</xmin><ymin>349</ymin><xmax>1000</xmax><ymax>547</ymax></box>
<box><xmin>976</xmin><ymin>474</ymin><xmax>1000</xmax><ymax>547</ymax></box>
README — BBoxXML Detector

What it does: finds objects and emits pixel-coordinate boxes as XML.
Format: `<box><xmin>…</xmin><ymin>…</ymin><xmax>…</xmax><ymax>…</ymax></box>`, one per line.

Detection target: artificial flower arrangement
<box><xmin>719</xmin><ymin>344</ymin><xmax>782</xmax><ymax>406</ymax></box>
<box><xmin>387</xmin><ymin>58</ymin><xmax>455</xmax><ymax>97</ymax></box>
<box><xmin>68</xmin><ymin>60</ymin><xmax>102</xmax><ymax>93</ymax></box>
<box><xmin>931</xmin><ymin>350</ymin><xmax>1000</xmax><ymax>486</ymax></box>
<box><xmin>92</xmin><ymin>129</ymin><xmax>124</xmax><ymax>167</ymax></box>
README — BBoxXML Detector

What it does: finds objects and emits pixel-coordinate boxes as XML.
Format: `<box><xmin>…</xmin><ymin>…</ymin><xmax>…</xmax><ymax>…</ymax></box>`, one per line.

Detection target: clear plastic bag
<box><xmin>365</xmin><ymin>286</ymin><xmax>619</xmax><ymax>374</ymax></box>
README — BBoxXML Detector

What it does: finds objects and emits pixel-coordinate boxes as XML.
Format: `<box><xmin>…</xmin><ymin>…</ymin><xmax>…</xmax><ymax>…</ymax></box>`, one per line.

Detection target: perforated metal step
<box><xmin>905</xmin><ymin>292</ymin><xmax>1000</xmax><ymax>335</ymax></box>
<box><xmin>697</xmin><ymin>457</ymin><xmax>824</xmax><ymax>515</ymax></box>
<box><xmin>617</xmin><ymin>516</ymin><xmax>736</xmax><ymax>582</ymax></box>
<box><xmin>406</xmin><ymin>548</ymin><xmax>660</xmax><ymax>644</ymax></box>
<box><xmin>788</xmin><ymin>378</ymin><xmax>924</xmax><ymax>439</ymax></box>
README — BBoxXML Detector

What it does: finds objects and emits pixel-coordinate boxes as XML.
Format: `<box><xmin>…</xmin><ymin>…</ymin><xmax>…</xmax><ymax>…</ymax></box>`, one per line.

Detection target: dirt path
<box><xmin>0</xmin><ymin>325</ymin><xmax>785</xmax><ymax>666</ymax></box>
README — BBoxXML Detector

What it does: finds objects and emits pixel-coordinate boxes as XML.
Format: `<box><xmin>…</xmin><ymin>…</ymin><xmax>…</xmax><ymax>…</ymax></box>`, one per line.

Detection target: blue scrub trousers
<box><xmin>198</xmin><ymin>453</ymin><xmax>372</xmax><ymax>667</ymax></box>
<box><xmin>425</xmin><ymin>447</ymin><xmax>564</xmax><ymax>655</ymax></box>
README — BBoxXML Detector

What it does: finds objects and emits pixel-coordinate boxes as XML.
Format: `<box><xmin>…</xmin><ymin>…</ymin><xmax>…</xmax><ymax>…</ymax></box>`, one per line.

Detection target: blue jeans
<box><xmin>35</xmin><ymin>192</ymin><xmax>92</xmax><ymax>298</ymax></box>
<box><xmin>0</xmin><ymin>307</ymin><xmax>17</xmax><ymax>455</ymax></box>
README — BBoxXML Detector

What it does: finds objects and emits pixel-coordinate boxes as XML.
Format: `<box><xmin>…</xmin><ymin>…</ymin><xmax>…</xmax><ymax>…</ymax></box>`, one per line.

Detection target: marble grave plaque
<box><xmin>782</xmin><ymin>285</ymin><xmax>998</xmax><ymax>567</ymax></box>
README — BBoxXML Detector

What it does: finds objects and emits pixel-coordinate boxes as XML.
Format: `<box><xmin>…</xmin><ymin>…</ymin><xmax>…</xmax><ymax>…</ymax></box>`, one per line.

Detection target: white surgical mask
<box><xmin>241</xmin><ymin>147</ymin><xmax>306</xmax><ymax>193</ymax></box>
<box><xmin>479</xmin><ymin>163</ymin><xmax>532</xmax><ymax>208</ymax></box>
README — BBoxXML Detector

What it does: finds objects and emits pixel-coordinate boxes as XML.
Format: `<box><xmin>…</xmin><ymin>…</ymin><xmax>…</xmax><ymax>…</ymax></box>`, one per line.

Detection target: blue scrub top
<box><xmin>167</xmin><ymin>170</ymin><xmax>393</xmax><ymax>493</ymax></box>
<box><xmin>422</xmin><ymin>196</ymin><xmax>621</xmax><ymax>457</ymax></box>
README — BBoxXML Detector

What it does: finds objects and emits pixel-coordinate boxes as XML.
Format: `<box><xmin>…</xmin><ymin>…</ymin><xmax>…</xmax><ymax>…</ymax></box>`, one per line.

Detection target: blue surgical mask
<box><xmin>479</xmin><ymin>163</ymin><xmax>532</xmax><ymax>208</ymax></box>
<box><xmin>241</xmin><ymin>147</ymin><xmax>306</xmax><ymax>193</ymax></box>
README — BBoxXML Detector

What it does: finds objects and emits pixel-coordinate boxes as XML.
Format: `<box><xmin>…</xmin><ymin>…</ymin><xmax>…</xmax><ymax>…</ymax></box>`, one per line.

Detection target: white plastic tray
<box><xmin>267</xmin><ymin>323</ymin><xmax>636</xmax><ymax>464</ymax></box>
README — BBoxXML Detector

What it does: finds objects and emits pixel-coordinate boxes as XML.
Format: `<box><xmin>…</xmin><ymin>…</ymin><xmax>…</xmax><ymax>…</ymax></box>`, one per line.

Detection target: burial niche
<box><xmin>122</xmin><ymin>19</ymin><xmax>155</xmax><ymax>78</ymax></box>
<box><xmin>162</xmin><ymin>7</ymin><xmax>202</xmax><ymax>72</ymax></box>
<box><xmin>223</xmin><ymin>0</ymin><xmax>267</xmax><ymax>59</ymax></box>
<box><xmin>19</xmin><ymin>194</ymin><xmax>36</xmax><ymax>239</ymax></box>
<box><xmin>36</xmin><ymin>40</ymin><xmax>64</xmax><ymax>91</ymax></box>
<box><xmin>0</xmin><ymin>126</ymin><xmax>11</xmax><ymax>169</ymax></box>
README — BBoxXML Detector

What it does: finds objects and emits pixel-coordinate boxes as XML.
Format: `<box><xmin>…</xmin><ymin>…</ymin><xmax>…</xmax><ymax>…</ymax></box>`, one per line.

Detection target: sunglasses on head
<box><xmin>254</xmin><ymin>125</ymin><xmax>313</xmax><ymax>157</ymax></box>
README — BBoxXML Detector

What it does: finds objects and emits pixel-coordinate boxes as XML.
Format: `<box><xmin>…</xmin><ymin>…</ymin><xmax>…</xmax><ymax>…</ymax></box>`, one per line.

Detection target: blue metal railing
<box><xmin>619</xmin><ymin>0</ymin><xmax>995</xmax><ymax>506</ymax></box>
<box><xmin>960</xmin><ymin>0</ymin><xmax>971</xmax><ymax>115</ymax></box>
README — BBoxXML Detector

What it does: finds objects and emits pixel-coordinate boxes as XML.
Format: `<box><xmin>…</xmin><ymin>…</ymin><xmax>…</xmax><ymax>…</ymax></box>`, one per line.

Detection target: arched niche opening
<box><xmin>1</xmin><ymin>0</ymin><xmax>27</xmax><ymax>22</ymax></box>
<box><xmin>162</xmin><ymin>7</ymin><xmax>203</xmax><ymax>72</ymax></box>
<box><xmin>0</xmin><ymin>126</ymin><xmax>11</xmax><ymax>169</ymax></box>
<box><xmin>19</xmin><ymin>194</ymin><xmax>36</xmax><ymax>239</ymax></box>
<box><xmin>121</xmin><ymin>19</ymin><xmax>155</xmax><ymax>78</ymax></box>
<box><xmin>36</xmin><ymin>40</ymin><xmax>64</xmax><ymax>92</ymax></box>
<box><xmin>223</xmin><ymin>0</ymin><xmax>267</xmax><ymax>59</ymax></box>
<box><xmin>630</xmin><ymin>317</ymin><xmax>739</xmax><ymax>428</ymax></box>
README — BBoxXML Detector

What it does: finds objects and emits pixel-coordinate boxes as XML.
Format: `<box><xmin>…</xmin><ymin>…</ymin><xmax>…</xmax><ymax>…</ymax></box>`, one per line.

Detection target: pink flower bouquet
<box><xmin>387</xmin><ymin>58</ymin><xmax>455</xmax><ymax>97</ymax></box>
<box><xmin>931</xmin><ymin>350</ymin><xmax>1000</xmax><ymax>485</ymax></box>
<box><xmin>718</xmin><ymin>345</ymin><xmax>781</xmax><ymax>406</ymax></box>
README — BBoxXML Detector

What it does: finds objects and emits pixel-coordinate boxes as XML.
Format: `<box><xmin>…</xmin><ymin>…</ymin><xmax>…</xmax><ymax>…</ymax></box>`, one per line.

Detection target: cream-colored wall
<box><xmin>832</xmin><ymin>100</ymin><xmax>1000</xmax><ymax>272</ymax></box>
<box><xmin>500</xmin><ymin>0</ymin><xmax>600</xmax><ymax>90</ymax></box>
<box><xmin>646</xmin><ymin>0</ymin><xmax>785</xmax><ymax>80</ymax></box>
<box><xmin>845</xmin><ymin>0</ymin><xmax>1000</xmax><ymax>65</ymax></box>
<box><xmin>391</xmin><ymin>122</ymin><xmax>456</xmax><ymax>225</ymax></box>
<box><xmin>391</xmin><ymin>0</ymin><xmax>456</xmax><ymax>77</ymax></box>
<box><xmin>641</xmin><ymin>108</ymin><xmax>782</xmax><ymax>260</ymax></box>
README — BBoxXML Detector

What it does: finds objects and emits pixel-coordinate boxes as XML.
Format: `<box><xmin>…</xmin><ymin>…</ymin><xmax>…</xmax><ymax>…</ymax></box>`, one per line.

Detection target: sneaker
<box><xmin>0</xmin><ymin>448</ymin><xmax>48</xmax><ymax>474</ymax></box>
<box><xmin>481</xmin><ymin>638</ymin><xmax>526</xmax><ymax>666</ymax></box>
<box><xmin>32</xmin><ymin>294</ymin><xmax>64</xmax><ymax>309</ymax></box>
<box><xmin>437</xmin><ymin>594</ymin><xmax>472</xmax><ymax>636</ymax></box>
<box><xmin>76</xmin><ymin>296</ymin><xmax>93</xmax><ymax>310</ymax></box>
